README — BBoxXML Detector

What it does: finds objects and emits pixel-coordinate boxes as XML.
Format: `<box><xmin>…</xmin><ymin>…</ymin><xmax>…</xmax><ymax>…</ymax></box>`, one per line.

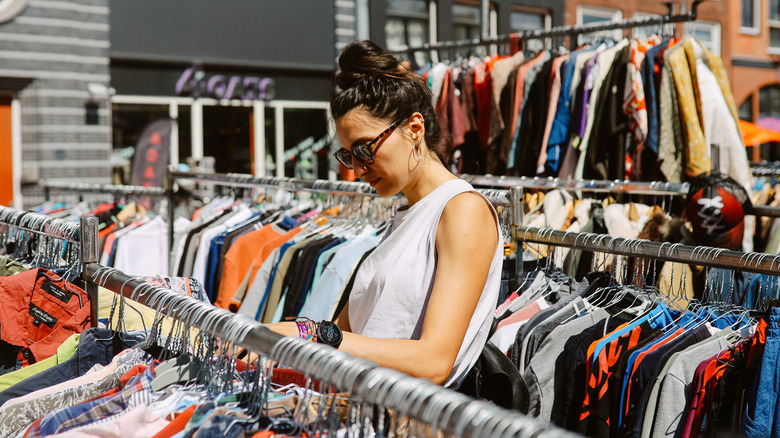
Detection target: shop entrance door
<box><xmin>0</xmin><ymin>97</ymin><xmax>12</xmax><ymax>207</ymax></box>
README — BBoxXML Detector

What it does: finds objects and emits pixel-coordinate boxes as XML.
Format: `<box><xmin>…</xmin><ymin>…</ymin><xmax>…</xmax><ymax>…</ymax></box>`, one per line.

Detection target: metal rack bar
<box><xmin>750</xmin><ymin>167</ymin><xmax>780</xmax><ymax>177</ymax></box>
<box><xmin>462</xmin><ymin>174</ymin><xmax>690</xmax><ymax>196</ymax></box>
<box><xmin>0</xmin><ymin>206</ymin><xmax>81</xmax><ymax>243</ymax></box>
<box><xmin>167</xmin><ymin>170</ymin><xmax>510</xmax><ymax>249</ymax></box>
<box><xmin>85</xmin><ymin>263</ymin><xmax>576</xmax><ymax>438</ymax></box>
<box><xmin>170</xmin><ymin>170</ymin><xmax>509</xmax><ymax>204</ymax></box>
<box><xmin>388</xmin><ymin>1</ymin><xmax>701</xmax><ymax>54</ymax></box>
<box><xmin>169</xmin><ymin>171</ymin><xmax>379</xmax><ymax>197</ymax></box>
<box><xmin>518</xmin><ymin>226</ymin><xmax>780</xmax><ymax>277</ymax></box>
<box><xmin>42</xmin><ymin>180</ymin><xmax>169</xmax><ymax>201</ymax></box>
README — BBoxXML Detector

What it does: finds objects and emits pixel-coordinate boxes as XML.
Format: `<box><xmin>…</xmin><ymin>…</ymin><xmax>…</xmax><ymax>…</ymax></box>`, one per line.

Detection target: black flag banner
<box><xmin>131</xmin><ymin>119</ymin><xmax>174</xmax><ymax>187</ymax></box>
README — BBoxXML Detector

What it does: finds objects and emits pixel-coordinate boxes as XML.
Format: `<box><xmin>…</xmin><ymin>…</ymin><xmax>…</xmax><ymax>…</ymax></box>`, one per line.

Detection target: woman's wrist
<box><xmin>287</xmin><ymin>317</ymin><xmax>317</xmax><ymax>342</ymax></box>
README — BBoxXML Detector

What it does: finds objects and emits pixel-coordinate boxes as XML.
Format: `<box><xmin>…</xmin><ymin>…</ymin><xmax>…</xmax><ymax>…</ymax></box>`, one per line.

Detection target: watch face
<box><xmin>318</xmin><ymin>321</ymin><xmax>342</xmax><ymax>346</ymax></box>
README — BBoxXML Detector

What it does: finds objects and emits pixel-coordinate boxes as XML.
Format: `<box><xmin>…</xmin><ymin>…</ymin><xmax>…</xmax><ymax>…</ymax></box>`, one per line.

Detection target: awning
<box><xmin>739</xmin><ymin>119</ymin><xmax>780</xmax><ymax>147</ymax></box>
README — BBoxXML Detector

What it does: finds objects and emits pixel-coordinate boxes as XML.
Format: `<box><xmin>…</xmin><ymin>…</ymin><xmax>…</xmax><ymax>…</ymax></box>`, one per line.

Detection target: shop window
<box><xmin>742</xmin><ymin>0</ymin><xmax>760</xmax><ymax>34</ymax></box>
<box><xmin>683</xmin><ymin>21</ymin><xmax>721</xmax><ymax>55</ymax></box>
<box><xmin>510</xmin><ymin>8</ymin><xmax>551</xmax><ymax>53</ymax></box>
<box><xmin>281</xmin><ymin>108</ymin><xmax>329</xmax><ymax>180</ymax></box>
<box><xmin>576</xmin><ymin>6</ymin><xmax>622</xmax><ymax>45</ymax></box>
<box><xmin>386</xmin><ymin>0</ymin><xmax>430</xmax><ymax>67</ymax></box>
<box><xmin>203</xmin><ymin>106</ymin><xmax>252</xmax><ymax>174</ymax></box>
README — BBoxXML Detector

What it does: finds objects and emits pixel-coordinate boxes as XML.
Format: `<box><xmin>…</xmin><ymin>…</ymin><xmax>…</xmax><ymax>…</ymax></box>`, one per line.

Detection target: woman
<box><xmin>269</xmin><ymin>40</ymin><xmax>502</xmax><ymax>388</ymax></box>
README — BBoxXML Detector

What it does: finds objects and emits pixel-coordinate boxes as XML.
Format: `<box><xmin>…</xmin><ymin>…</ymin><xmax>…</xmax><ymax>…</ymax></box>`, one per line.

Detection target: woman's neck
<box><xmin>402</xmin><ymin>160</ymin><xmax>458</xmax><ymax>207</ymax></box>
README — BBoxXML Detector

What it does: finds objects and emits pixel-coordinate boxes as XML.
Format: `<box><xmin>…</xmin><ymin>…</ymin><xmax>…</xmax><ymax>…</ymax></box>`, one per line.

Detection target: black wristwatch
<box><xmin>316</xmin><ymin>320</ymin><xmax>343</xmax><ymax>348</ymax></box>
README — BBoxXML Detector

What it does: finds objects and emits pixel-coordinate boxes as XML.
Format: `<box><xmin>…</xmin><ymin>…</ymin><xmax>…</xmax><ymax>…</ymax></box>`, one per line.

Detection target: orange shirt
<box><xmin>214</xmin><ymin>225</ymin><xmax>281</xmax><ymax>309</ymax></box>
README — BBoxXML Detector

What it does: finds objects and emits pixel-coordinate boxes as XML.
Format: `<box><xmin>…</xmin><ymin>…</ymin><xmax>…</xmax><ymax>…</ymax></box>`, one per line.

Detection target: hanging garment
<box><xmin>0</xmin><ymin>268</ymin><xmax>91</xmax><ymax>373</ymax></box>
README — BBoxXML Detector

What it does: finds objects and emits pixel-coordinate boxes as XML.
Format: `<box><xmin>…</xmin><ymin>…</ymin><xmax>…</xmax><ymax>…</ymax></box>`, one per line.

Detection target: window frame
<box><xmin>769</xmin><ymin>0</ymin><xmax>780</xmax><ymax>53</ymax></box>
<box><xmin>683</xmin><ymin>20</ymin><xmax>721</xmax><ymax>56</ymax></box>
<box><xmin>509</xmin><ymin>6</ymin><xmax>552</xmax><ymax>51</ymax></box>
<box><xmin>576</xmin><ymin>5</ymin><xmax>623</xmax><ymax>45</ymax></box>
<box><xmin>740</xmin><ymin>0</ymin><xmax>761</xmax><ymax>35</ymax></box>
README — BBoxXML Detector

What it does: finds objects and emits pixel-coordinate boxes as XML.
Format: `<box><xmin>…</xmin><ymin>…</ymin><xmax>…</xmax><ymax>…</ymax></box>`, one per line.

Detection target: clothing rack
<box><xmin>518</xmin><ymin>225</ymin><xmax>780</xmax><ymax>278</ymax></box>
<box><xmin>84</xmin><ymin>262</ymin><xmax>577</xmax><ymax>438</ymax></box>
<box><xmin>388</xmin><ymin>1</ymin><xmax>701</xmax><ymax>55</ymax></box>
<box><xmin>0</xmin><ymin>206</ymin><xmax>100</xmax><ymax>326</ymax></box>
<box><xmin>41</xmin><ymin>180</ymin><xmax>169</xmax><ymax>202</ymax></box>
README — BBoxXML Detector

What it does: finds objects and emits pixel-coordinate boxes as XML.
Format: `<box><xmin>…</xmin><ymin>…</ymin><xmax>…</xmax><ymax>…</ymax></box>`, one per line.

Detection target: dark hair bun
<box><xmin>335</xmin><ymin>40</ymin><xmax>412</xmax><ymax>90</ymax></box>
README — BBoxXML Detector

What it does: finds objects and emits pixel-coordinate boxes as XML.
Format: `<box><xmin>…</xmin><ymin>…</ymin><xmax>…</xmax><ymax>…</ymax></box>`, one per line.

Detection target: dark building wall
<box><xmin>108</xmin><ymin>0</ymin><xmax>336</xmax><ymax>100</ymax></box>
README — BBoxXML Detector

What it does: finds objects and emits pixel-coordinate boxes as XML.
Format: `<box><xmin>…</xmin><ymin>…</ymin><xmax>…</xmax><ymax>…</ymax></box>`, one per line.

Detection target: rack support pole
<box><xmin>80</xmin><ymin>216</ymin><xmax>100</xmax><ymax>327</ymax></box>
<box><xmin>510</xmin><ymin>187</ymin><xmax>524</xmax><ymax>287</ymax></box>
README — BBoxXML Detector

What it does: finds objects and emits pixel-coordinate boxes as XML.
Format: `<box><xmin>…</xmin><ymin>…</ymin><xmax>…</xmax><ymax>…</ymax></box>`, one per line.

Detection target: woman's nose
<box><xmin>352</xmin><ymin>159</ymin><xmax>367</xmax><ymax>177</ymax></box>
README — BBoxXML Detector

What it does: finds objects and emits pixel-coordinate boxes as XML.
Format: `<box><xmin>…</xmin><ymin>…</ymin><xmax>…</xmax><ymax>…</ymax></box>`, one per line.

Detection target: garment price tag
<box><xmin>41</xmin><ymin>279</ymin><xmax>73</xmax><ymax>304</ymax></box>
<box><xmin>29</xmin><ymin>303</ymin><xmax>58</xmax><ymax>329</ymax></box>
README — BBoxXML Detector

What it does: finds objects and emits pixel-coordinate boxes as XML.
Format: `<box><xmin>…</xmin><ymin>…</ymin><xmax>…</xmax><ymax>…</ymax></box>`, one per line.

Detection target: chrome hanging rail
<box><xmin>41</xmin><ymin>180</ymin><xmax>169</xmax><ymax>201</ymax></box>
<box><xmin>518</xmin><ymin>225</ymin><xmax>780</xmax><ymax>277</ymax></box>
<box><xmin>462</xmin><ymin>174</ymin><xmax>780</xmax><ymax>218</ymax></box>
<box><xmin>387</xmin><ymin>1</ymin><xmax>701</xmax><ymax>54</ymax></box>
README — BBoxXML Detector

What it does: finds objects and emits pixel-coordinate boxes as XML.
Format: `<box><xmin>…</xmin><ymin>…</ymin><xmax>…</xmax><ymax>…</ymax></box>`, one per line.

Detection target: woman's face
<box><xmin>335</xmin><ymin>108</ymin><xmax>422</xmax><ymax>197</ymax></box>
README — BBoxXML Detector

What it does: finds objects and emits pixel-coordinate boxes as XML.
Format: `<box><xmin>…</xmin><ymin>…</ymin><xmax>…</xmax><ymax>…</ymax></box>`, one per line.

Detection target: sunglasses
<box><xmin>333</xmin><ymin>118</ymin><xmax>405</xmax><ymax>170</ymax></box>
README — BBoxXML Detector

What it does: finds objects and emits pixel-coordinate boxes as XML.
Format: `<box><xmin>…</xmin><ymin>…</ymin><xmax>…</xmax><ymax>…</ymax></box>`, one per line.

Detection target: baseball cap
<box><xmin>686</xmin><ymin>172</ymin><xmax>751</xmax><ymax>251</ymax></box>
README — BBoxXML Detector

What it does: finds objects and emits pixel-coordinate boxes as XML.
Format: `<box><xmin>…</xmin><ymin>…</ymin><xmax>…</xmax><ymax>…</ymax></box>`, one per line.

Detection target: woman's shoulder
<box><xmin>438</xmin><ymin>187</ymin><xmax>498</xmax><ymax>239</ymax></box>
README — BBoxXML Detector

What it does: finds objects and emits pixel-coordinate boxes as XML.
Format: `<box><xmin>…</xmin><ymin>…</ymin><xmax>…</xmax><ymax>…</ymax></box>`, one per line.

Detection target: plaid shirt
<box><xmin>27</xmin><ymin>362</ymin><xmax>159</xmax><ymax>437</ymax></box>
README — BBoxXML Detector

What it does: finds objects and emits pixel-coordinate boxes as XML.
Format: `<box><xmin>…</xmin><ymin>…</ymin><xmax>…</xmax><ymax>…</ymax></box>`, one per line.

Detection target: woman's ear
<box><xmin>407</xmin><ymin>112</ymin><xmax>425</xmax><ymax>140</ymax></box>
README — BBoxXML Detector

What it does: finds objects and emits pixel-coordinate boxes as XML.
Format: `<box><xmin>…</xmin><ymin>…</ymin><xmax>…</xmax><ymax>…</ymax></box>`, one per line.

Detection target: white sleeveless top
<box><xmin>348</xmin><ymin>179</ymin><xmax>503</xmax><ymax>387</ymax></box>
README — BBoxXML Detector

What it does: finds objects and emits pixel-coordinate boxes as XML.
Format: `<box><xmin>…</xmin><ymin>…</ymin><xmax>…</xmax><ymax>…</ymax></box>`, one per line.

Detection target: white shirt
<box><xmin>348</xmin><ymin>179</ymin><xmax>504</xmax><ymax>387</ymax></box>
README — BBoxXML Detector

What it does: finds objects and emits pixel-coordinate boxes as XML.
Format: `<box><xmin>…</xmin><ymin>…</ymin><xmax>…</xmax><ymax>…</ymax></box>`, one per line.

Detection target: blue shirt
<box><xmin>299</xmin><ymin>233</ymin><xmax>380</xmax><ymax>321</ymax></box>
<box><xmin>640</xmin><ymin>38</ymin><xmax>672</xmax><ymax>154</ymax></box>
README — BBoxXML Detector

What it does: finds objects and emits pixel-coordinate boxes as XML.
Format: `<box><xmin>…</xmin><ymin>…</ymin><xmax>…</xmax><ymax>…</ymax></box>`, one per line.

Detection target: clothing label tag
<box><xmin>29</xmin><ymin>303</ymin><xmax>58</xmax><ymax>329</ymax></box>
<box><xmin>41</xmin><ymin>279</ymin><xmax>73</xmax><ymax>304</ymax></box>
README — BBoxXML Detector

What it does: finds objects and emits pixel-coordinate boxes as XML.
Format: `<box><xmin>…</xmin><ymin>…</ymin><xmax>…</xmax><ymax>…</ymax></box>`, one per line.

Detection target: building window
<box><xmin>683</xmin><ymin>21</ymin><xmax>721</xmax><ymax>56</ymax></box>
<box><xmin>770</xmin><ymin>0</ymin><xmax>780</xmax><ymax>53</ymax></box>
<box><xmin>386</xmin><ymin>0</ymin><xmax>430</xmax><ymax>67</ymax></box>
<box><xmin>451</xmin><ymin>2</ymin><xmax>483</xmax><ymax>57</ymax></box>
<box><xmin>632</xmin><ymin>12</ymin><xmax>675</xmax><ymax>40</ymax></box>
<box><xmin>452</xmin><ymin>3</ymin><xmax>481</xmax><ymax>41</ymax></box>
<box><xmin>510</xmin><ymin>7</ymin><xmax>551</xmax><ymax>52</ymax></box>
<box><xmin>741</xmin><ymin>0</ymin><xmax>761</xmax><ymax>34</ymax></box>
<box><xmin>576</xmin><ymin>6</ymin><xmax>622</xmax><ymax>45</ymax></box>
<box><xmin>757</xmin><ymin>85</ymin><xmax>780</xmax><ymax>160</ymax></box>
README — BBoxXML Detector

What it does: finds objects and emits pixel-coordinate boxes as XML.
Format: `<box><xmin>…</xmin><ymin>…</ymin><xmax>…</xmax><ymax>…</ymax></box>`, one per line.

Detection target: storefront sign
<box><xmin>175</xmin><ymin>66</ymin><xmax>275</xmax><ymax>101</ymax></box>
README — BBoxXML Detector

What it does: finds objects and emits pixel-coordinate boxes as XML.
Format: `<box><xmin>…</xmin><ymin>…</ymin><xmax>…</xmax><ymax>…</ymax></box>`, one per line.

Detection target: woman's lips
<box><xmin>365</xmin><ymin>177</ymin><xmax>380</xmax><ymax>187</ymax></box>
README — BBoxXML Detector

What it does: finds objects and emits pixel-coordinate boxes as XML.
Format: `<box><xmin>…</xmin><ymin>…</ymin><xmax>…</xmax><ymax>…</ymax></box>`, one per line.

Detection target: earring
<box><xmin>412</xmin><ymin>138</ymin><xmax>422</xmax><ymax>162</ymax></box>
